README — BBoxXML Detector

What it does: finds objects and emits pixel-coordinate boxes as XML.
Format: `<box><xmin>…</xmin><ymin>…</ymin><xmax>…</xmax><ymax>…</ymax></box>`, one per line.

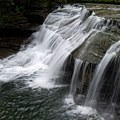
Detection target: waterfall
<box><xmin>0</xmin><ymin>4</ymin><xmax>120</xmax><ymax>120</ymax></box>
<box><xmin>70</xmin><ymin>58</ymin><xmax>83</xmax><ymax>94</ymax></box>
<box><xmin>84</xmin><ymin>40</ymin><xmax>120</xmax><ymax>117</ymax></box>
<box><xmin>85</xmin><ymin>40</ymin><xmax>120</xmax><ymax>104</ymax></box>
<box><xmin>0</xmin><ymin>4</ymin><xmax>102</xmax><ymax>87</ymax></box>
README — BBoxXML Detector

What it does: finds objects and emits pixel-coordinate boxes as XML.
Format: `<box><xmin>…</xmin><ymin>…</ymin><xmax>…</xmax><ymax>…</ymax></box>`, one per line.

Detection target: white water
<box><xmin>85</xmin><ymin>40</ymin><xmax>120</xmax><ymax>107</ymax></box>
<box><xmin>0</xmin><ymin>5</ymin><xmax>102</xmax><ymax>89</ymax></box>
<box><xmin>0</xmin><ymin>5</ymin><xmax>119</xmax><ymax>119</ymax></box>
<box><xmin>70</xmin><ymin>58</ymin><xmax>90</xmax><ymax>95</ymax></box>
<box><xmin>0</xmin><ymin>4</ymin><xmax>118</xmax><ymax>120</ymax></box>
<box><xmin>70</xmin><ymin>58</ymin><xmax>83</xmax><ymax>94</ymax></box>
<box><xmin>63</xmin><ymin>95</ymin><xmax>104</xmax><ymax>120</ymax></box>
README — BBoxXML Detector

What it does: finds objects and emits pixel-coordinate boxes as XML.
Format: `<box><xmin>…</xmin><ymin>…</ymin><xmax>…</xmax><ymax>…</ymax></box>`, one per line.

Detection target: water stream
<box><xmin>0</xmin><ymin>4</ymin><xmax>120</xmax><ymax>120</ymax></box>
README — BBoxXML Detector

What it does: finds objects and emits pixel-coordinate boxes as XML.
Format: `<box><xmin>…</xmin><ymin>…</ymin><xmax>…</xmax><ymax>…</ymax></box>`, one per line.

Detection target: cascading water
<box><xmin>84</xmin><ymin>40</ymin><xmax>120</xmax><ymax>119</ymax></box>
<box><xmin>0</xmin><ymin>4</ymin><xmax>102</xmax><ymax>87</ymax></box>
<box><xmin>70</xmin><ymin>58</ymin><xmax>83</xmax><ymax>94</ymax></box>
<box><xmin>85</xmin><ymin>40</ymin><xmax>120</xmax><ymax>105</ymax></box>
<box><xmin>0</xmin><ymin>4</ymin><xmax>120</xmax><ymax>120</ymax></box>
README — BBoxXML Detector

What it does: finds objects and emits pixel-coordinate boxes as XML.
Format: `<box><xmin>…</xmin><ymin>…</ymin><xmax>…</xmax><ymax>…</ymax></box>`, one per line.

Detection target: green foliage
<box><xmin>16</xmin><ymin>6</ymin><xmax>27</xmax><ymax>15</ymax></box>
<box><xmin>0</xmin><ymin>5</ymin><xmax>26</xmax><ymax>27</ymax></box>
<box><xmin>0</xmin><ymin>13</ymin><xmax>15</xmax><ymax>27</ymax></box>
<box><xmin>15</xmin><ymin>6</ymin><xmax>22</xmax><ymax>14</ymax></box>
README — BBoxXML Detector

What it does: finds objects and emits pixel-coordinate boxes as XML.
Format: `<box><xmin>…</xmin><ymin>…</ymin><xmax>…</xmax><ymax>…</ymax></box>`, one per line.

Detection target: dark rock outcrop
<box><xmin>0</xmin><ymin>27</ymin><xmax>35</xmax><ymax>37</ymax></box>
<box><xmin>0</xmin><ymin>0</ymin><xmax>52</xmax><ymax>57</ymax></box>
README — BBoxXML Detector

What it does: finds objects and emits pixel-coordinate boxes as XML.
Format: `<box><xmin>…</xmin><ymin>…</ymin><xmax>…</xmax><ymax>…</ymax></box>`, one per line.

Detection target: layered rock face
<box><xmin>73</xmin><ymin>20</ymin><xmax>120</xmax><ymax>64</ymax></box>
<box><xmin>72</xmin><ymin>3</ymin><xmax>120</xmax><ymax>64</ymax></box>
<box><xmin>0</xmin><ymin>0</ymin><xmax>50</xmax><ymax>58</ymax></box>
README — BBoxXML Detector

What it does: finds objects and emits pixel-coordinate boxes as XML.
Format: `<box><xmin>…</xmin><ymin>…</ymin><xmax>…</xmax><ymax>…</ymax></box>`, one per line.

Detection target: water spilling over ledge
<box><xmin>0</xmin><ymin>4</ymin><xmax>120</xmax><ymax>120</ymax></box>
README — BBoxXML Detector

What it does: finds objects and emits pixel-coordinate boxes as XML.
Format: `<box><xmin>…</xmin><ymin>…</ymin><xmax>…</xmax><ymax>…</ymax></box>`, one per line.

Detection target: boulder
<box><xmin>73</xmin><ymin>20</ymin><xmax>120</xmax><ymax>64</ymax></box>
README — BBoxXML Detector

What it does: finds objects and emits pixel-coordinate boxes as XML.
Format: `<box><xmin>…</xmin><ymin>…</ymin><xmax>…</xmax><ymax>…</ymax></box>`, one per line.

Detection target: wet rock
<box><xmin>73</xmin><ymin>21</ymin><xmax>120</xmax><ymax>64</ymax></box>
<box><xmin>73</xmin><ymin>88</ymin><xmax>85</xmax><ymax>105</ymax></box>
<box><xmin>0</xmin><ymin>37</ymin><xmax>27</xmax><ymax>58</ymax></box>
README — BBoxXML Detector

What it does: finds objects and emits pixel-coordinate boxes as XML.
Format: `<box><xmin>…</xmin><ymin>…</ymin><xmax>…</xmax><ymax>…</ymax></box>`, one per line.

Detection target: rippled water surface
<box><xmin>0</xmin><ymin>80</ymin><xmax>69</xmax><ymax>120</ymax></box>
<box><xmin>0</xmin><ymin>80</ymin><xmax>103</xmax><ymax>120</ymax></box>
